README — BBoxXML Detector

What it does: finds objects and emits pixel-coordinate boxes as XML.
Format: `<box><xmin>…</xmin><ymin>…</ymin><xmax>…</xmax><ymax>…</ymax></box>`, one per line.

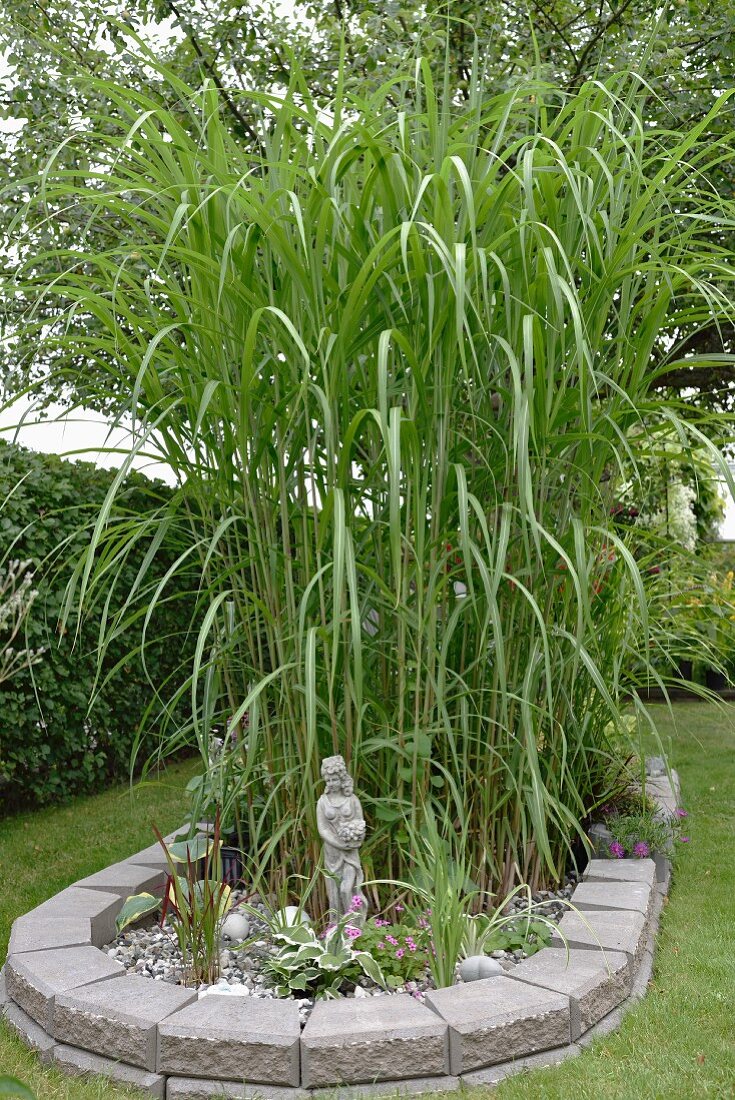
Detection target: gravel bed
<box><xmin>103</xmin><ymin>877</ymin><xmax>577</xmax><ymax>1024</ymax></box>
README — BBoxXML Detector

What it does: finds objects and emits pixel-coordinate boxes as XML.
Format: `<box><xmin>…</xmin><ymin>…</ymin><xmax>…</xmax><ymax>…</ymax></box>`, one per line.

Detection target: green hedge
<box><xmin>0</xmin><ymin>442</ymin><xmax>194</xmax><ymax>813</ymax></box>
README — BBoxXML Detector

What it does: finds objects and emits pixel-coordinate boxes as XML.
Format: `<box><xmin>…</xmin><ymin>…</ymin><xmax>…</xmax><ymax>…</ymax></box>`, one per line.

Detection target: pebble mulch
<box><xmin>102</xmin><ymin>877</ymin><xmax>577</xmax><ymax>1024</ymax></box>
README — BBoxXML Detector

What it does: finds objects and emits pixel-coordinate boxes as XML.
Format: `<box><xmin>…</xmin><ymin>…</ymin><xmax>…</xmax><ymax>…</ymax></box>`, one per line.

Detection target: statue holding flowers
<box><xmin>316</xmin><ymin>755</ymin><xmax>367</xmax><ymax>920</ymax></box>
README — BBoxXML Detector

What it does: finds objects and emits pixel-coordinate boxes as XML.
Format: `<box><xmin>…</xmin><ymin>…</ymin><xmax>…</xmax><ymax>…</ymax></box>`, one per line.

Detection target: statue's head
<box><xmin>321</xmin><ymin>754</ymin><xmax>348</xmax><ymax>793</ymax></box>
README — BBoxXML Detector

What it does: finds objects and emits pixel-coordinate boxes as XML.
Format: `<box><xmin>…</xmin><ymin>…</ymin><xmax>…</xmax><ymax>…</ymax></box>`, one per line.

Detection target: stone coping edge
<box><xmin>1</xmin><ymin>765</ymin><xmax>678</xmax><ymax>1097</ymax></box>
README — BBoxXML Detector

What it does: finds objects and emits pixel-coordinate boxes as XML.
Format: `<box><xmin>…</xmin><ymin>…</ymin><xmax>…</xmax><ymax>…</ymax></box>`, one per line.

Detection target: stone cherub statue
<box><xmin>317</xmin><ymin>755</ymin><xmax>367</xmax><ymax>921</ymax></box>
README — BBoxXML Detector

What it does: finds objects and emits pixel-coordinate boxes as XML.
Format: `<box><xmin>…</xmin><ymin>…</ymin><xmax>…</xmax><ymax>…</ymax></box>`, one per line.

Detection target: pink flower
<box><xmin>349</xmin><ymin>895</ymin><xmax>364</xmax><ymax>911</ymax></box>
<box><xmin>394</xmin><ymin>905</ymin><xmax>404</xmax><ymax>913</ymax></box>
<box><xmin>609</xmin><ymin>841</ymin><xmax>625</xmax><ymax>859</ymax></box>
<box><xmin>376</xmin><ymin>942</ymin><xmax>385</xmax><ymax>949</ymax></box>
<box><xmin>678</xmin><ymin>836</ymin><xmax>690</xmax><ymax>843</ymax></box>
<box><xmin>633</xmin><ymin>841</ymin><xmax>650</xmax><ymax>859</ymax></box>
<box><xmin>386</xmin><ymin>935</ymin><xmax>399</xmax><ymax>946</ymax></box>
<box><xmin>395</xmin><ymin>948</ymin><xmax>405</xmax><ymax>959</ymax></box>
<box><xmin>344</xmin><ymin>925</ymin><xmax>362</xmax><ymax>940</ymax></box>
<box><xmin>675</xmin><ymin>808</ymin><xmax>688</xmax><ymax>819</ymax></box>
<box><xmin>374</xmin><ymin>918</ymin><xmax>390</xmax><ymax>928</ymax></box>
<box><xmin>405</xmin><ymin>937</ymin><xmax>417</xmax><ymax>951</ymax></box>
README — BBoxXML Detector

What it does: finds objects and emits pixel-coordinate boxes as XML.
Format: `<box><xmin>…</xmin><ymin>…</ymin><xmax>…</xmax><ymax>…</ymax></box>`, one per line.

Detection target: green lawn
<box><xmin>0</xmin><ymin>759</ymin><xmax>198</xmax><ymax>1096</ymax></box>
<box><xmin>1</xmin><ymin>706</ymin><xmax>734</xmax><ymax>1098</ymax></box>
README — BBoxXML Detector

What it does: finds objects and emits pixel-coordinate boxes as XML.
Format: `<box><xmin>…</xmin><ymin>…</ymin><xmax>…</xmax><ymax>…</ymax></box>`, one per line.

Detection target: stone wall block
<box><xmin>3</xmin><ymin>1001</ymin><xmax>57</xmax><ymax>1064</ymax></box>
<box><xmin>52</xmin><ymin>973</ymin><xmax>196</xmax><ymax>1070</ymax></box>
<box><xmin>5</xmin><ymin>946</ymin><xmax>124</xmax><ymax>1029</ymax></box>
<box><xmin>504</xmin><ymin>947</ymin><xmax>630</xmax><ymax>1038</ymax></box>
<box><xmin>301</xmin><ymin>994</ymin><xmax>449</xmax><ymax>1088</ymax></box>
<box><xmin>52</xmin><ymin>1043</ymin><xmax>166</xmax><ymax>1098</ymax></box>
<box><xmin>583</xmin><ymin>858</ymin><xmax>656</xmax><ymax>887</ymax></box>
<box><xmin>424</xmin><ymin>976</ymin><xmax>570</xmax><ymax>1075</ymax></box>
<box><xmin>570</xmin><ymin>880</ymin><xmax>652</xmax><ymax>918</ymax></box>
<box><xmin>74</xmin><ymin>861</ymin><xmax>166</xmax><ymax>898</ymax></box>
<box><xmin>157</xmin><ymin>994</ymin><xmax>301</xmax><ymax>1084</ymax></box>
<box><xmin>549</xmin><ymin>909</ymin><xmax>647</xmax><ymax>966</ymax></box>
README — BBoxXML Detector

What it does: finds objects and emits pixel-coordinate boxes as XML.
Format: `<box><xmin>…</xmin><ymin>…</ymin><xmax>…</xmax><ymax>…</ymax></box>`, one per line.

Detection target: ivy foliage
<box><xmin>0</xmin><ymin>442</ymin><xmax>195</xmax><ymax>812</ymax></box>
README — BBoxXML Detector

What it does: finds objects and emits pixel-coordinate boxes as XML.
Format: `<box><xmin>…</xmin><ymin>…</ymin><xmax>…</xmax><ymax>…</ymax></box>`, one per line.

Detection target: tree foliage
<box><xmin>3</xmin><ymin>1</ymin><xmax>735</xmax><ymax>407</ymax></box>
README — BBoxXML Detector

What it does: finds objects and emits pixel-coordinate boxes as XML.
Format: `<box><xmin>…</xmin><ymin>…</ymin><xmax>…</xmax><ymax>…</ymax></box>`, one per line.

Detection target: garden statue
<box><xmin>317</xmin><ymin>755</ymin><xmax>367</xmax><ymax>921</ymax></box>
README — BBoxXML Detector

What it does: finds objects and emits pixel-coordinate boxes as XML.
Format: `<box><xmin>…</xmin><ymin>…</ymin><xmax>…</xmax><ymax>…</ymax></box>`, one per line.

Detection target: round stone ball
<box><xmin>219</xmin><ymin>911</ymin><xmax>251</xmax><ymax>947</ymax></box>
<box><xmin>458</xmin><ymin>954</ymin><xmax>504</xmax><ymax>982</ymax></box>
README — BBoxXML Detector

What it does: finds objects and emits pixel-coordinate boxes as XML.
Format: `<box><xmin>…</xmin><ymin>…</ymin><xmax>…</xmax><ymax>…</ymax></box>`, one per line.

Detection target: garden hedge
<box><xmin>0</xmin><ymin>441</ymin><xmax>194</xmax><ymax>812</ymax></box>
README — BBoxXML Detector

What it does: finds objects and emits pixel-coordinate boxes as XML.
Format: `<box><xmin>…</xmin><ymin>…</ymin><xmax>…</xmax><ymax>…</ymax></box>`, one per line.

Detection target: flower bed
<box><xmin>0</xmin><ymin>763</ymin><xmax>680</xmax><ymax>1098</ymax></box>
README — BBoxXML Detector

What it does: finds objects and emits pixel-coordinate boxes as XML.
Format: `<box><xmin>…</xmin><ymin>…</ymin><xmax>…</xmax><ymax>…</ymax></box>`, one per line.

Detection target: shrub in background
<box><xmin>0</xmin><ymin>442</ymin><xmax>195</xmax><ymax>811</ymax></box>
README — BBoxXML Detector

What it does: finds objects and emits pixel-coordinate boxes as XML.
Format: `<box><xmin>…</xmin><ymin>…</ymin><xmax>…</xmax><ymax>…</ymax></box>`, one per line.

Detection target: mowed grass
<box><xmin>489</xmin><ymin>702</ymin><xmax>735</xmax><ymax>1100</ymax></box>
<box><xmin>1</xmin><ymin>706</ymin><xmax>734</xmax><ymax>1098</ymax></box>
<box><xmin>0</xmin><ymin>758</ymin><xmax>198</xmax><ymax>1095</ymax></box>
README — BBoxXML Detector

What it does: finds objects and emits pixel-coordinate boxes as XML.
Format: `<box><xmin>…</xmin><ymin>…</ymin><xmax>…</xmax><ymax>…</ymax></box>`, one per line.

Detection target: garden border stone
<box><xmin>52</xmin><ymin>1043</ymin><xmax>166</xmax><ymax>1099</ymax></box>
<box><xmin>5</xmin><ymin>945</ymin><xmax>124</xmax><ymax>1029</ymax></box>
<box><xmin>2</xmin><ymin>781</ymin><xmax>677</xmax><ymax>1096</ymax></box>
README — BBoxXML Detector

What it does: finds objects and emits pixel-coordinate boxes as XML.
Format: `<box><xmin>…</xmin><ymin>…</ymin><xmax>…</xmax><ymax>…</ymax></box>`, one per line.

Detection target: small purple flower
<box><xmin>386</xmin><ymin>934</ymin><xmax>399</xmax><ymax>946</ymax></box>
<box><xmin>349</xmin><ymin>895</ymin><xmax>364</xmax><ymax>911</ymax></box>
<box><xmin>376</xmin><ymin>941</ymin><xmax>385</xmax><ymax>950</ymax></box>
<box><xmin>609</xmin><ymin>841</ymin><xmax>625</xmax><ymax>859</ymax></box>
<box><xmin>344</xmin><ymin>924</ymin><xmax>362</xmax><ymax>940</ymax></box>
<box><xmin>633</xmin><ymin>841</ymin><xmax>650</xmax><ymax>859</ymax></box>
<box><xmin>374</xmin><ymin>918</ymin><xmax>390</xmax><ymax>927</ymax></box>
<box><xmin>405</xmin><ymin>937</ymin><xmax>417</xmax><ymax>952</ymax></box>
<box><xmin>678</xmin><ymin>836</ymin><xmax>690</xmax><ymax>843</ymax></box>
<box><xmin>395</xmin><ymin>948</ymin><xmax>405</xmax><ymax>959</ymax></box>
<box><xmin>394</xmin><ymin>905</ymin><xmax>404</xmax><ymax>913</ymax></box>
<box><xmin>675</xmin><ymin>808</ymin><xmax>689</xmax><ymax>819</ymax></box>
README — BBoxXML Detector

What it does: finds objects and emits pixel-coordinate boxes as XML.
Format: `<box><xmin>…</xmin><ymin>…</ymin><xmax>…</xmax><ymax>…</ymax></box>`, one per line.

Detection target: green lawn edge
<box><xmin>1</xmin><ymin>705</ymin><xmax>733</xmax><ymax>1098</ymax></box>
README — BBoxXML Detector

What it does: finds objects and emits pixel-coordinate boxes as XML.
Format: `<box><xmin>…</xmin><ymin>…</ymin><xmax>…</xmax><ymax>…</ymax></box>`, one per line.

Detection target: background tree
<box><xmin>3</xmin><ymin>0</ymin><xmax>735</xmax><ymax>411</ymax></box>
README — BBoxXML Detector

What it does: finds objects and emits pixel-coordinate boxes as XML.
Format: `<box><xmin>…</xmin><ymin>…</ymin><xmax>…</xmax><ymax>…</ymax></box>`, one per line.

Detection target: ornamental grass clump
<box><xmin>12</xmin><ymin>54</ymin><xmax>735</xmax><ymax>911</ymax></box>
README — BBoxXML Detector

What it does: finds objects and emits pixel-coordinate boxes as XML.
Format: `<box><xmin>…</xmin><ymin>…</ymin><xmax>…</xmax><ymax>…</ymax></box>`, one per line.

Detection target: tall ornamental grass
<box><xmin>12</xmin><ymin>60</ymin><xmax>735</xmax><ymax>904</ymax></box>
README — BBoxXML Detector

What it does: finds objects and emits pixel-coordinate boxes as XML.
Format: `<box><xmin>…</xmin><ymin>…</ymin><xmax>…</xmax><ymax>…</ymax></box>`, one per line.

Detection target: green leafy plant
<box><xmin>16</xmin><ymin>55</ymin><xmax>735</xmax><ymax>910</ymax></box>
<box><xmin>116</xmin><ymin>817</ymin><xmax>232</xmax><ymax>984</ymax></box>
<box><xmin>607</xmin><ymin>808</ymin><xmax>680</xmax><ymax>858</ymax></box>
<box><xmin>263</xmin><ymin>913</ymin><xmax>385</xmax><ymax>999</ymax></box>
<box><xmin>0</xmin><ymin>1078</ymin><xmax>36</xmax><ymax>1100</ymax></box>
<box><xmin>155</xmin><ymin>815</ymin><xmax>232</xmax><ymax>985</ymax></box>
<box><xmin>356</xmin><ymin>909</ymin><xmax>432</xmax><ymax>989</ymax></box>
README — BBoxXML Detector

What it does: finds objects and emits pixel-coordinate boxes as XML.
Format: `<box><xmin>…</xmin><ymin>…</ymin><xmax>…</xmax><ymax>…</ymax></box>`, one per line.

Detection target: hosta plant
<box><xmin>263</xmin><ymin>914</ymin><xmax>385</xmax><ymax>999</ymax></box>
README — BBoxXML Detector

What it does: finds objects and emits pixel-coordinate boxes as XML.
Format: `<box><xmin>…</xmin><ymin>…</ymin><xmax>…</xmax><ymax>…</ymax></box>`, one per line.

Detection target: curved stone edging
<box><xmin>0</xmin><ymin>769</ymin><xmax>680</xmax><ymax>1100</ymax></box>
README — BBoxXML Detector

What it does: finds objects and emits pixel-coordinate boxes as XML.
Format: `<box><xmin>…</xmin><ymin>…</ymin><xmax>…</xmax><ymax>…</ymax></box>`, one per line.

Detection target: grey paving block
<box><xmin>166</xmin><ymin>1081</ymin><xmax>310</xmax><ymax>1099</ymax></box>
<box><xmin>131</xmin><ymin>827</ymin><xmax>200</xmax><ymax>868</ymax></box>
<box><xmin>74</xmin><ymin>861</ymin><xmax>166</xmax><ymax>898</ymax></box>
<box><xmin>30</xmin><ymin>886</ymin><xmax>122</xmax><ymax>946</ymax></box>
<box><xmin>8</xmin><ymin>914</ymin><xmax>93</xmax><ymax>955</ymax></box>
<box><xmin>3</xmin><ymin>1001</ymin><xmax>57</xmax><ymax>1064</ymax></box>
<box><xmin>424</xmin><ymin>975</ymin><xmax>570</xmax><ymax>1075</ymax></box>
<box><xmin>576</xmin><ymin>1003</ymin><xmax>624</xmax><ymax>1046</ymax></box>
<box><xmin>0</xmin><ymin>964</ymin><xmax>8</xmax><ymax>1015</ymax></box>
<box><xmin>549</xmin><ymin>909</ymin><xmax>647</xmax><ymax>965</ymax></box>
<box><xmin>52</xmin><ymin>1043</ymin><xmax>165</xmax><ymax>1098</ymax></box>
<box><xmin>569</xmin><ymin>880</ymin><xmax>652</xmax><ymax>918</ymax></box>
<box><xmin>53</xmin><ymin>973</ymin><xmax>196</xmax><ymax>1070</ymax></box>
<box><xmin>310</xmin><ymin>1076</ymin><xmax>462</xmax><ymax>1098</ymax></box>
<box><xmin>504</xmin><ymin>947</ymin><xmax>630</xmax><ymax>1039</ymax></box>
<box><xmin>5</xmin><ymin>946</ymin><xmax>124</xmax><ymax>1029</ymax></box>
<box><xmin>583</xmin><ymin>859</ymin><xmax>656</xmax><ymax>887</ymax></box>
<box><xmin>654</xmin><ymin>854</ymin><xmax>672</xmax><ymax>891</ymax></box>
<box><xmin>158</xmin><ymin>993</ymin><xmax>301</xmax><ymax>1084</ymax></box>
<box><xmin>301</xmin><ymin>993</ymin><xmax>449</xmax><ymax>1088</ymax></box>
<box><xmin>460</xmin><ymin>1041</ymin><xmax>582</xmax><ymax>1085</ymax></box>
